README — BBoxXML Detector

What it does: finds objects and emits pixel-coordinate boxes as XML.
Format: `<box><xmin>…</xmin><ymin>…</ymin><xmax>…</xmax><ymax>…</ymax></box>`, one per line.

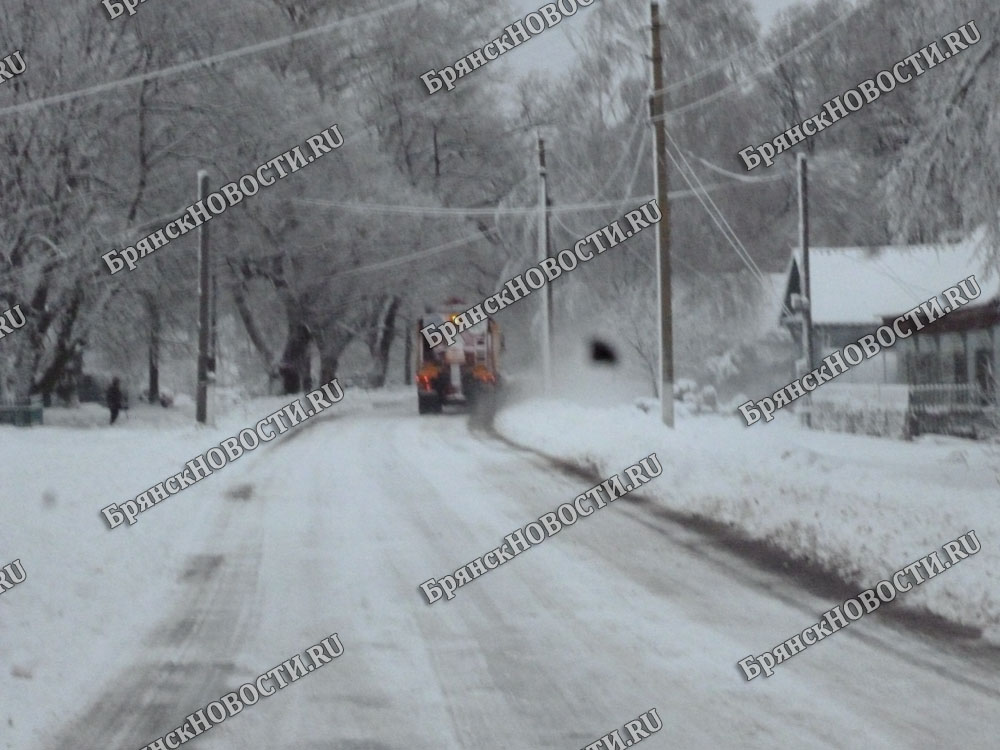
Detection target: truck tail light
<box><xmin>471</xmin><ymin>365</ymin><xmax>497</xmax><ymax>384</ymax></box>
<box><xmin>417</xmin><ymin>364</ymin><xmax>439</xmax><ymax>391</ymax></box>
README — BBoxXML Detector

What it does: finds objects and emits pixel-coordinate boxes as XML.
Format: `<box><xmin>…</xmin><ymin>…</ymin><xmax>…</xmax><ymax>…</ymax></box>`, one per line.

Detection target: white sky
<box><xmin>754</xmin><ymin>0</ymin><xmax>809</xmax><ymax>26</ymax></box>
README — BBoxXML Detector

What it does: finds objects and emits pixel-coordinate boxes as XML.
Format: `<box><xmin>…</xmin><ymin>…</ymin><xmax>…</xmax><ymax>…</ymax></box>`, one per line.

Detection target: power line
<box><xmin>219</xmin><ymin>173</ymin><xmax>739</xmax><ymax>290</ymax></box>
<box><xmin>679</xmin><ymin>148</ymin><xmax>791</xmax><ymax>183</ymax></box>
<box><xmin>213</xmin><ymin>229</ymin><xmax>491</xmax><ymax>293</ymax></box>
<box><xmin>0</xmin><ymin>0</ymin><xmax>421</xmax><ymax>119</ymax></box>
<box><xmin>293</xmin><ymin>196</ymin><xmax>667</xmax><ymax>216</ymax></box>
<box><xmin>668</xmin><ymin>133</ymin><xmax>770</xmax><ymax>283</ymax></box>
<box><xmin>663</xmin><ymin>133</ymin><xmax>786</xmax><ymax>304</ymax></box>
<box><xmin>548</xmin><ymin>125</ymin><xmax>650</xmax><ymax>273</ymax></box>
<box><xmin>0</xmin><ymin>174</ymin><xmax>763</xmax><ymax>290</ymax></box>
<box><xmin>322</xmin><ymin>230</ymin><xmax>490</xmax><ymax>279</ymax></box>
<box><xmin>548</xmin><ymin>114</ymin><xmax>647</xmax><ymax>204</ymax></box>
<box><xmin>292</xmin><ymin>197</ymin><xmax>660</xmax><ymax>216</ymax></box>
<box><xmin>292</xmin><ymin>184</ymin><xmax>753</xmax><ymax>218</ymax></box>
<box><xmin>549</xmin><ymin>124</ymin><xmax>649</xmax><ymax>212</ymax></box>
<box><xmin>650</xmin><ymin>0</ymin><xmax>872</xmax><ymax>99</ymax></box>
<box><xmin>551</xmin><ymin>210</ymin><xmax>659</xmax><ymax>274</ymax></box>
<box><xmin>491</xmin><ymin>172</ymin><xmax>533</xmax><ymax>261</ymax></box>
<box><xmin>652</xmin><ymin>0</ymin><xmax>873</xmax><ymax>122</ymax></box>
<box><xmin>652</xmin><ymin>42</ymin><xmax>759</xmax><ymax>98</ymax></box>
<box><xmin>664</xmin><ymin>145</ymin><xmax>759</xmax><ymax>281</ymax></box>
<box><xmin>665</xmin><ymin>128</ymin><xmax>766</xmax><ymax>282</ymax></box>
<box><xmin>665</xmin><ymin>139</ymin><xmax>793</xmax><ymax>317</ymax></box>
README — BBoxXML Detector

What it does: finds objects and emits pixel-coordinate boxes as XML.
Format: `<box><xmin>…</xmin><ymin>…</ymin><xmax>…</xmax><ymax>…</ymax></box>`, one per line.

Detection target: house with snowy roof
<box><xmin>778</xmin><ymin>229</ymin><xmax>999</xmax><ymax>437</ymax></box>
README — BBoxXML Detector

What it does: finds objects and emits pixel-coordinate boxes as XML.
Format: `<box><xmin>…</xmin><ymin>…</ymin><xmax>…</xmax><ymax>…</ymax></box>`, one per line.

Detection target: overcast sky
<box><xmin>754</xmin><ymin>0</ymin><xmax>808</xmax><ymax>26</ymax></box>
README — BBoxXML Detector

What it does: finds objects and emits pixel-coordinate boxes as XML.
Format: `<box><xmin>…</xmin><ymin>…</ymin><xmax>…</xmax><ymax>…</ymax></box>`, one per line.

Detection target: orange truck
<box><xmin>414</xmin><ymin>300</ymin><xmax>501</xmax><ymax>414</ymax></box>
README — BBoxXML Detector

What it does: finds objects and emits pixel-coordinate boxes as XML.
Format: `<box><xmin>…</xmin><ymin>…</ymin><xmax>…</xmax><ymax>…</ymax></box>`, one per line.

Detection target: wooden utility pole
<box><xmin>404</xmin><ymin>325</ymin><xmax>413</xmax><ymax>385</ymax></box>
<box><xmin>537</xmin><ymin>135</ymin><xmax>553</xmax><ymax>392</ymax></box>
<box><xmin>797</xmin><ymin>153</ymin><xmax>814</xmax><ymax>427</ymax></box>
<box><xmin>650</xmin><ymin>2</ymin><xmax>674</xmax><ymax>427</ymax></box>
<box><xmin>211</xmin><ymin>271</ymin><xmax>219</xmax><ymax>373</ymax></box>
<box><xmin>196</xmin><ymin>170</ymin><xmax>211</xmax><ymax>424</ymax></box>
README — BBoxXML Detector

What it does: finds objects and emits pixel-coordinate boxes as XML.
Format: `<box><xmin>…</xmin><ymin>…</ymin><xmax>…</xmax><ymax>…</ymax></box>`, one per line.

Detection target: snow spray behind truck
<box><xmin>414</xmin><ymin>299</ymin><xmax>501</xmax><ymax>415</ymax></box>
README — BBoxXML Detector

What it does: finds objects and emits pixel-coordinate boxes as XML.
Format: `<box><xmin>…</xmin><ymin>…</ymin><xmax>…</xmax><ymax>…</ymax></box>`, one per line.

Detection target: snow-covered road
<box><xmin>35</xmin><ymin>404</ymin><xmax>1000</xmax><ymax>749</ymax></box>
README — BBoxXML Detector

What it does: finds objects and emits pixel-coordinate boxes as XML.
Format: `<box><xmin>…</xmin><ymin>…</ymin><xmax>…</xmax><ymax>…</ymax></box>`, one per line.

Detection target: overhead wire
<box><xmin>549</xmin><ymin>128</ymin><xmax>653</xmax><ymax>272</ymax></box>
<box><xmin>548</xmin><ymin>116</ymin><xmax>649</xmax><ymax>212</ymax></box>
<box><xmin>646</xmin><ymin>0</ymin><xmax>872</xmax><ymax>100</ymax></box>
<box><xmin>652</xmin><ymin>0</ymin><xmax>874</xmax><ymax>122</ymax></box>
<box><xmin>551</xmin><ymin>113</ymin><xmax>647</xmax><ymax>205</ymax></box>
<box><xmin>661</xmin><ymin>132</ymin><xmax>792</xmax><ymax>317</ymax></box>
<box><xmin>665</xmin><ymin>128</ymin><xmax>768</xmax><ymax>283</ymax></box>
<box><xmin>1</xmin><ymin>180</ymin><xmax>753</xmax><ymax>289</ymax></box>
<box><xmin>0</xmin><ymin>0</ymin><xmax>422</xmax><ymax>119</ymax></box>
<box><xmin>215</xmin><ymin>175</ymin><xmax>739</xmax><ymax>290</ymax></box>
<box><xmin>679</xmin><ymin>148</ymin><xmax>791</xmax><ymax>183</ymax></box>
<box><xmin>1</xmin><ymin>0</ymin><xmax>861</xmax><ymax>302</ymax></box>
<box><xmin>650</xmin><ymin>32</ymin><xmax>762</xmax><ymax>98</ymax></box>
<box><xmin>492</xmin><ymin>172</ymin><xmax>537</xmax><ymax>273</ymax></box>
<box><xmin>292</xmin><ymin>183</ymin><xmax>758</xmax><ymax>218</ymax></box>
<box><xmin>0</xmin><ymin>155</ymin><xmax>771</xmax><ymax>291</ymax></box>
<box><xmin>333</xmin><ymin>231</ymin><xmax>490</xmax><ymax>279</ymax></box>
<box><xmin>291</xmin><ymin>196</ymin><xmax>672</xmax><ymax>216</ymax></box>
<box><xmin>291</xmin><ymin>230</ymin><xmax>491</xmax><ymax>283</ymax></box>
<box><xmin>667</xmin><ymin>144</ymin><xmax>791</xmax><ymax>315</ymax></box>
<box><xmin>212</xmin><ymin>228</ymin><xmax>493</xmax><ymax>294</ymax></box>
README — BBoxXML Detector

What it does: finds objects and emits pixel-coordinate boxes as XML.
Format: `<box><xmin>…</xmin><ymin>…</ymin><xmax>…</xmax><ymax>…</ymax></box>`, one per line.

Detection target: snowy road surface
<box><xmin>38</xmin><ymin>404</ymin><xmax>1000</xmax><ymax>749</ymax></box>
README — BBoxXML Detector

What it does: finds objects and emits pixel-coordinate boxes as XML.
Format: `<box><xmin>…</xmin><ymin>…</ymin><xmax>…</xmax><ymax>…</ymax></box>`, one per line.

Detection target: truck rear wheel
<box><xmin>418</xmin><ymin>393</ymin><xmax>442</xmax><ymax>415</ymax></box>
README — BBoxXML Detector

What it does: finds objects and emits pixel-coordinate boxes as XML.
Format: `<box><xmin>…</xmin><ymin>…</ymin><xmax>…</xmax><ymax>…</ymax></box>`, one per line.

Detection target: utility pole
<box><xmin>196</xmin><ymin>170</ymin><xmax>211</xmax><ymax>424</ymax></box>
<box><xmin>209</xmin><ymin>269</ymin><xmax>219</xmax><ymax>422</ymax></box>
<box><xmin>650</xmin><ymin>2</ymin><xmax>674</xmax><ymax>427</ymax></box>
<box><xmin>211</xmin><ymin>271</ymin><xmax>218</xmax><ymax>372</ymax></box>
<box><xmin>537</xmin><ymin>135</ymin><xmax>553</xmax><ymax>392</ymax></box>
<box><xmin>404</xmin><ymin>326</ymin><xmax>413</xmax><ymax>385</ymax></box>
<box><xmin>797</xmin><ymin>153</ymin><xmax>813</xmax><ymax>427</ymax></box>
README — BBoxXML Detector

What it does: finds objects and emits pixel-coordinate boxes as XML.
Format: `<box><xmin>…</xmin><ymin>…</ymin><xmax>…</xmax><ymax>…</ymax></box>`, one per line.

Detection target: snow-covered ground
<box><xmin>0</xmin><ymin>385</ymin><xmax>407</xmax><ymax>750</ymax></box>
<box><xmin>494</xmin><ymin>398</ymin><xmax>1000</xmax><ymax>642</ymax></box>
<box><xmin>3</xmin><ymin>388</ymin><xmax>999</xmax><ymax>749</ymax></box>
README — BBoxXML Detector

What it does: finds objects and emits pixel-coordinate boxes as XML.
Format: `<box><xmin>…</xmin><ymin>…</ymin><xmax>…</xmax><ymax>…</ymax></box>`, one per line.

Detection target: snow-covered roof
<box><xmin>784</xmin><ymin>228</ymin><xmax>1000</xmax><ymax>326</ymax></box>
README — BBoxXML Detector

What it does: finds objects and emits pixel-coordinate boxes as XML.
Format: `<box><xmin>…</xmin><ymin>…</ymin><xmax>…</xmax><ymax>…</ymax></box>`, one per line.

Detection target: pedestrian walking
<box><xmin>106</xmin><ymin>377</ymin><xmax>124</xmax><ymax>425</ymax></box>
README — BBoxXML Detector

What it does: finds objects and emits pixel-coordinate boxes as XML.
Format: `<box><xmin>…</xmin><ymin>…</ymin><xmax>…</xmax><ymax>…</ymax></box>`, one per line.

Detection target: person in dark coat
<box><xmin>106</xmin><ymin>377</ymin><xmax>124</xmax><ymax>424</ymax></box>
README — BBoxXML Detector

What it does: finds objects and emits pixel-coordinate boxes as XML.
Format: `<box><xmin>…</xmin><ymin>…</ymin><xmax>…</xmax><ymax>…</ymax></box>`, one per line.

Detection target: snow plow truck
<box><xmin>414</xmin><ymin>300</ymin><xmax>501</xmax><ymax>414</ymax></box>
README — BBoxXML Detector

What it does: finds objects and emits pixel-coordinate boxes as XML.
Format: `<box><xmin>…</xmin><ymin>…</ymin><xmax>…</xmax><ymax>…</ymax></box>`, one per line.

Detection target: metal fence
<box><xmin>907</xmin><ymin>384</ymin><xmax>998</xmax><ymax>439</ymax></box>
<box><xmin>801</xmin><ymin>383</ymin><xmax>998</xmax><ymax>440</ymax></box>
<box><xmin>909</xmin><ymin>383</ymin><xmax>995</xmax><ymax>411</ymax></box>
<box><xmin>0</xmin><ymin>396</ymin><xmax>44</xmax><ymax>426</ymax></box>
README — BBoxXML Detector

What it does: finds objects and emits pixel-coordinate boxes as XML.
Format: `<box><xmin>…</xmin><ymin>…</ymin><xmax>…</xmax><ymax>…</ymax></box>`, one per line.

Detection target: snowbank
<box><xmin>494</xmin><ymin>398</ymin><xmax>1000</xmax><ymax>643</ymax></box>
